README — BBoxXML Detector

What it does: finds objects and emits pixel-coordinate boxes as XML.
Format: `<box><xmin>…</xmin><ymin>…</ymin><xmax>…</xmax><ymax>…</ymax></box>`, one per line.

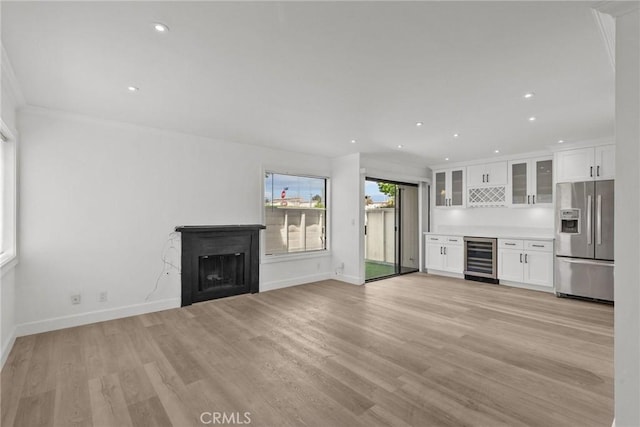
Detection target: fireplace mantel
<box><xmin>175</xmin><ymin>224</ymin><xmax>266</xmax><ymax>233</ymax></box>
<box><xmin>176</xmin><ymin>224</ymin><xmax>265</xmax><ymax>306</ymax></box>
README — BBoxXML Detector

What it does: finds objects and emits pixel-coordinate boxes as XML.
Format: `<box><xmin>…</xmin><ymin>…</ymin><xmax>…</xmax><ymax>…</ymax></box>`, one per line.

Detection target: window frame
<box><xmin>0</xmin><ymin>119</ymin><xmax>17</xmax><ymax>270</ymax></box>
<box><xmin>262</xmin><ymin>169</ymin><xmax>330</xmax><ymax>261</ymax></box>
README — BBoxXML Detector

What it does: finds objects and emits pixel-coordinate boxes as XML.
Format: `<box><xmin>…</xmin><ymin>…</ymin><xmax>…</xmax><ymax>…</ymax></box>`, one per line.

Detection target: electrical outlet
<box><xmin>99</xmin><ymin>291</ymin><xmax>108</xmax><ymax>302</ymax></box>
<box><xmin>71</xmin><ymin>294</ymin><xmax>81</xmax><ymax>305</ymax></box>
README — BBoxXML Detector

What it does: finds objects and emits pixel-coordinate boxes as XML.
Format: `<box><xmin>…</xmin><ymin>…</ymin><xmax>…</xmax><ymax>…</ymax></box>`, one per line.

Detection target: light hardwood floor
<box><xmin>2</xmin><ymin>273</ymin><xmax>613</xmax><ymax>426</ymax></box>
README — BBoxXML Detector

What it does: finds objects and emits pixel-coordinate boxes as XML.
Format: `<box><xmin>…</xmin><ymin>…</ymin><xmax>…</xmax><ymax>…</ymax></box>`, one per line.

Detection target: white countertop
<box><xmin>424</xmin><ymin>227</ymin><xmax>554</xmax><ymax>241</ymax></box>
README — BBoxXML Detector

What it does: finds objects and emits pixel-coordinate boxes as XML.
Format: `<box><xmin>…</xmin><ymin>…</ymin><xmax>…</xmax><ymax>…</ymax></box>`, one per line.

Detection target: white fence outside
<box><xmin>265</xmin><ymin>207</ymin><xmax>325</xmax><ymax>255</ymax></box>
<box><xmin>365</xmin><ymin>208</ymin><xmax>396</xmax><ymax>263</ymax></box>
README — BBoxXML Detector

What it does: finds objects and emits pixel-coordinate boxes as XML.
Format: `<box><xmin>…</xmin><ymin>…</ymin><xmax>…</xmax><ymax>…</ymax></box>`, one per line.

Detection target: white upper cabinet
<box><xmin>508</xmin><ymin>157</ymin><xmax>553</xmax><ymax>206</ymax></box>
<box><xmin>595</xmin><ymin>145</ymin><xmax>615</xmax><ymax>180</ymax></box>
<box><xmin>555</xmin><ymin>145</ymin><xmax>615</xmax><ymax>183</ymax></box>
<box><xmin>433</xmin><ymin>168</ymin><xmax>465</xmax><ymax>208</ymax></box>
<box><xmin>466</xmin><ymin>161</ymin><xmax>508</xmax><ymax>187</ymax></box>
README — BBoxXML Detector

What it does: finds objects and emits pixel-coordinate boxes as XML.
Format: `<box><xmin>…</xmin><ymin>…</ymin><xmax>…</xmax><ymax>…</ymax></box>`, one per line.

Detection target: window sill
<box><xmin>0</xmin><ymin>252</ymin><xmax>18</xmax><ymax>277</ymax></box>
<box><xmin>261</xmin><ymin>250</ymin><xmax>331</xmax><ymax>264</ymax></box>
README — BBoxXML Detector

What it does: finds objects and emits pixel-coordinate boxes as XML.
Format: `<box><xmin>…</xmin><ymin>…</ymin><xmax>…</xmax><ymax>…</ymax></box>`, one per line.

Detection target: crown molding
<box><xmin>592</xmin><ymin>9</ymin><xmax>616</xmax><ymax>69</ymax></box>
<box><xmin>1</xmin><ymin>44</ymin><xmax>26</xmax><ymax>107</ymax></box>
<box><xmin>594</xmin><ymin>1</ymin><xmax>640</xmax><ymax>17</ymax></box>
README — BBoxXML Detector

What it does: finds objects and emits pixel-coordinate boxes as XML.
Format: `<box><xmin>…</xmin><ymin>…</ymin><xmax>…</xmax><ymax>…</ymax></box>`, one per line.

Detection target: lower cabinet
<box><xmin>425</xmin><ymin>235</ymin><xmax>464</xmax><ymax>274</ymax></box>
<box><xmin>497</xmin><ymin>239</ymin><xmax>554</xmax><ymax>288</ymax></box>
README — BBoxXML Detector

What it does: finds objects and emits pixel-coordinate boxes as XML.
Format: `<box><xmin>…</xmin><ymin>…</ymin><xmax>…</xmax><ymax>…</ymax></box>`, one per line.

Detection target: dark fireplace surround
<box><xmin>176</xmin><ymin>225</ymin><xmax>265</xmax><ymax>306</ymax></box>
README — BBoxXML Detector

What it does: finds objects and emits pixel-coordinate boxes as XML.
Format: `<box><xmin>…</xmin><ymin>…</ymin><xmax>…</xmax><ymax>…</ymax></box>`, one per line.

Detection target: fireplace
<box><xmin>176</xmin><ymin>225</ymin><xmax>265</xmax><ymax>306</ymax></box>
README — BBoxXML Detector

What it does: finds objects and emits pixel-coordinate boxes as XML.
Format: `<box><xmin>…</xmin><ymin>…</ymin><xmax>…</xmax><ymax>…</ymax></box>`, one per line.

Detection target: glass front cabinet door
<box><xmin>433</xmin><ymin>168</ymin><xmax>465</xmax><ymax>208</ymax></box>
<box><xmin>508</xmin><ymin>157</ymin><xmax>552</xmax><ymax>206</ymax></box>
<box><xmin>435</xmin><ymin>171</ymin><xmax>447</xmax><ymax>207</ymax></box>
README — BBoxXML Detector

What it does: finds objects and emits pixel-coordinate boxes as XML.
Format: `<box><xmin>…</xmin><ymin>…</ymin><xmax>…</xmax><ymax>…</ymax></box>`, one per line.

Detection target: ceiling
<box><xmin>1</xmin><ymin>1</ymin><xmax>614</xmax><ymax>166</ymax></box>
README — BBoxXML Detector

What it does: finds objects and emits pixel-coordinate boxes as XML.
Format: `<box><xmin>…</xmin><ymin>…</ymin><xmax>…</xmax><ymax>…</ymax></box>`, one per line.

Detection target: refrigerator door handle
<box><xmin>559</xmin><ymin>257</ymin><xmax>614</xmax><ymax>267</ymax></box>
<box><xmin>596</xmin><ymin>194</ymin><xmax>602</xmax><ymax>245</ymax></box>
<box><xmin>587</xmin><ymin>195</ymin><xmax>592</xmax><ymax>245</ymax></box>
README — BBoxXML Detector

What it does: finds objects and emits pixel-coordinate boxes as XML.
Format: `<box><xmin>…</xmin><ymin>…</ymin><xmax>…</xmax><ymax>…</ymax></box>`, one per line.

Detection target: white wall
<box><xmin>331</xmin><ymin>153</ymin><xmax>363</xmax><ymax>284</ymax></box>
<box><xmin>612</xmin><ymin>5</ymin><xmax>640</xmax><ymax>426</ymax></box>
<box><xmin>431</xmin><ymin>206</ymin><xmax>554</xmax><ymax>237</ymax></box>
<box><xmin>14</xmin><ymin>108</ymin><xmax>333</xmax><ymax>334</ymax></box>
<box><xmin>361</xmin><ymin>153</ymin><xmax>430</xmax><ymax>184</ymax></box>
<box><xmin>1</xmin><ymin>44</ymin><xmax>22</xmax><ymax>366</ymax></box>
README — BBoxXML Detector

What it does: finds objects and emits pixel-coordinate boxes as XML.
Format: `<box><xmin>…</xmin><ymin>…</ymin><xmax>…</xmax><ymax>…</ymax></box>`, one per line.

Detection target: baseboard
<box><xmin>14</xmin><ymin>297</ymin><xmax>180</xmax><ymax>337</ymax></box>
<box><xmin>260</xmin><ymin>272</ymin><xmax>333</xmax><ymax>292</ymax></box>
<box><xmin>1</xmin><ymin>327</ymin><xmax>17</xmax><ymax>369</ymax></box>
<box><xmin>424</xmin><ymin>269</ymin><xmax>465</xmax><ymax>280</ymax></box>
<box><xmin>333</xmin><ymin>274</ymin><xmax>364</xmax><ymax>285</ymax></box>
<box><xmin>499</xmin><ymin>280</ymin><xmax>554</xmax><ymax>294</ymax></box>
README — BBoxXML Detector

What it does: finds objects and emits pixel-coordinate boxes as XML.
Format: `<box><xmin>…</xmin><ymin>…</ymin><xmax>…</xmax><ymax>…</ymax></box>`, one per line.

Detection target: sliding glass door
<box><xmin>364</xmin><ymin>178</ymin><xmax>419</xmax><ymax>281</ymax></box>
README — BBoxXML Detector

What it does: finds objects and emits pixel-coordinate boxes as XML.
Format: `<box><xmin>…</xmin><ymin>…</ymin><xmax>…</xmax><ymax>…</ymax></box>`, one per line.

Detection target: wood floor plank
<box><xmin>52</xmin><ymin>327</ymin><xmax>92</xmax><ymax>426</ymax></box>
<box><xmin>13</xmin><ymin>389</ymin><xmax>55</xmax><ymax>427</ymax></box>
<box><xmin>127</xmin><ymin>396</ymin><xmax>172</xmax><ymax>427</ymax></box>
<box><xmin>1</xmin><ymin>335</ymin><xmax>36</xmax><ymax>427</ymax></box>
<box><xmin>88</xmin><ymin>373</ymin><xmax>134</xmax><ymax>427</ymax></box>
<box><xmin>1</xmin><ymin>273</ymin><xmax>614</xmax><ymax>426</ymax></box>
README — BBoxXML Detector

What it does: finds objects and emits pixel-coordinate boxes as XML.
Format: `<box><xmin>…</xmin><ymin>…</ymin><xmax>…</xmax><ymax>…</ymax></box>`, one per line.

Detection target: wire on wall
<box><xmin>145</xmin><ymin>231</ymin><xmax>181</xmax><ymax>301</ymax></box>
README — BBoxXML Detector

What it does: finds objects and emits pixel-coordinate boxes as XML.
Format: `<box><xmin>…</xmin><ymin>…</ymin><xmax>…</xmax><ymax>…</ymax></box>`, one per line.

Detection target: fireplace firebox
<box><xmin>176</xmin><ymin>225</ymin><xmax>265</xmax><ymax>306</ymax></box>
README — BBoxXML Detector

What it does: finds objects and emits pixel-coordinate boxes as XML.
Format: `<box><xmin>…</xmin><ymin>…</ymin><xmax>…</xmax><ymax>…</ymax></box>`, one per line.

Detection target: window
<box><xmin>264</xmin><ymin>172</ymin><xmax>327</xmax><ymax>256</ymax></box>
<box><xmin>0</xmin><ymin>120</ymin><xmax>17</xmax><ymax>266</ymax></box>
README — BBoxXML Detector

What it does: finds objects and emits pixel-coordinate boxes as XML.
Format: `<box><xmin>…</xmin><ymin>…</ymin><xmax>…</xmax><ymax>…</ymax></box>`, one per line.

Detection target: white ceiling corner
<box><xmin>591</xmin><ymin>9</ymin><xmax>616</xmax><ymax>69</ymax></box>
<box><xmin>1</xmin><ymin>43</ymin><xmax>26</xmax><ymax>107</ymax></box>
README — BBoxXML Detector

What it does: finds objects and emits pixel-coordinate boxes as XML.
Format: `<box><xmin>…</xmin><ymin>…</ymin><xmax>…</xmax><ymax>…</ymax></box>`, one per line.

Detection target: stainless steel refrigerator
<box><xmin>555</xmin><ymin>180</ymin><xmax>614</xmax><ymax>302</ymax></box>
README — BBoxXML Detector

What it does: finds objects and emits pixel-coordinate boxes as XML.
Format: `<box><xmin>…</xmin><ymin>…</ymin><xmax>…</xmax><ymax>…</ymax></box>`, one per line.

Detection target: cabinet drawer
<box><xmin>425</xmin><ymin>235</ymin><xmax>443</xmax><ymax>243</ymax></box>
<box><xmin>498</xmin><ymin>239</ymin><xmax>524</xmax><ymax>250</ymax></box>
<box><xmin>525</xmin><ymin>240</ymin><xmax>553</xmax><ymax>252</ymax></box>
<box><xmin>444</xmin><ymin>236</ymin><xmax>463</xmax><ymax>246</ymax></box>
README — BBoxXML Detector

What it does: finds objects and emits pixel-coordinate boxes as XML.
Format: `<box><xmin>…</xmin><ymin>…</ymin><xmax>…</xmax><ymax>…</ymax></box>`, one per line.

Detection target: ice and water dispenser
<box><xmin>560</xmin><ymin>209</ymin><xmax>580</xmax><ymax>234</ymax></box>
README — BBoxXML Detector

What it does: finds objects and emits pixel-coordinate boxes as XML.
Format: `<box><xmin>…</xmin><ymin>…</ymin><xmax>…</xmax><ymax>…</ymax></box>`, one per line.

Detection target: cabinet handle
<box><xmin>527</xmin><ymin>195</ymin><xmax>530</xmax><ymax>204</ymax></box>
<box><xmin>505</xmin><ymin>243</ymin><xmax>516</xmax><ymax>246</ymax></box>
<box><xmin>430</xmin><ymin>238</ymin><xmax>438</xmax><ymax>241</ymax></box>
<box><xmin>487</xmin><ymin>173</ymin><xmax>489</xmax><ymax>182</ymax></box>
<box><xmin>531</xmin><ymin>244</ymin><xmax>544</xmax><ymax>248</ymax></box>
<box><xmin>532</xmin><ymin>195</ymin><xmax>535</xmax><ymax>204</ymax></box>
<box><xmin>597</xmin><ymin>165</ymin><xmax>600</xmax><ymax>177</ymax></box>
<box><xmin>440</xmin><ymin>246</ymin><xmax>443</xmax><ymax>254</ymax></box>
<box><xmin>520</xmin><ymin>253</ymin><xmax>523</xmax><ymax>263</ymax></box>
<box><xmin>444</xmin><ymin>247</ymin><xmax>447</xmax><ymax>255</ymax></box>
<box><xmin>525</xmin><ymin>254</ymin><xmax>528</xmax><ymax>263</ymax></box>
<box><xmin>590</xmin><ymin>166</ymin><xmax>593</xmax><ymax>177</ymax></box>
<box><xmin>482</xmin><ymin>174</ymin><xmax>485</xmax><ymax>183</ymax></box>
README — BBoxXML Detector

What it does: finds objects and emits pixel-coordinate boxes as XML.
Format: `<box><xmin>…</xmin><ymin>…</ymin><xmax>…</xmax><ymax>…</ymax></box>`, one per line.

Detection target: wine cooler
<box><xmin>463</xmin><ymin>237</ymin><xmax>498</xmax><ymax>283</ymax></box>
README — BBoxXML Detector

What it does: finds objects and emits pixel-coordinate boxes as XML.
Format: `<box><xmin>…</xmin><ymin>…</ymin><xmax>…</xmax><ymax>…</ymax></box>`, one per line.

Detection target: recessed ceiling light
<box><xmin>154</xmin><ymin>23</ymin><xmax>169</xmax><ymax>33</ymax></box>
<box><xmin>397</xmin><ymin>145</ymin><xmax>403</xmax><ymax>149</ymax></box>
<box><xmin>445</xmin><ymin>157</ymin><xmax>449</xmax><ymax>161</ymax></box>
<box><xmin>453</xmin><ymin>133</ymin><xmax>459</xmax><ymax>138</ymax></box>
<box><xmin>558</xmin><ymin>139</ymin><xmax>564</xmax><ymax>144</ymax></box>
<box><xmin>494</xmin><ymin>149</ymin><xmax>500</xmax><ymax>154</ymax></box>
<box><xmin>524</xmin><ymin>92</ymin><xmax>535</xmax><ymax>99</ymax></box>
<box><xmin>350</xmin><ymin>139</ymin><xmax>356</xmax><ymax>144</ymax></box>
<box><xmin>127</xmin><ymin>86</ymin><xmax>139</xmax><ymax>92</ymax></box>
<box><xmin>528</xmin><ymin>116</ymin><xmax>537</xmax><ymax>122</ymax></box>
<box><xmin>416</xmin><ymin>122</ymin><xmax>423</xmax><ymax>127</ymax></box>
